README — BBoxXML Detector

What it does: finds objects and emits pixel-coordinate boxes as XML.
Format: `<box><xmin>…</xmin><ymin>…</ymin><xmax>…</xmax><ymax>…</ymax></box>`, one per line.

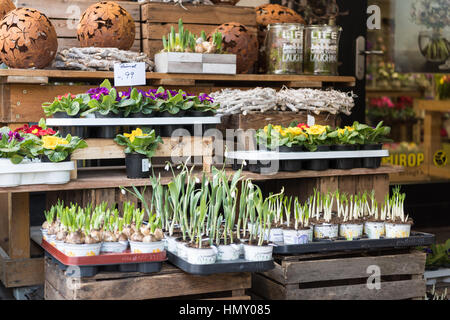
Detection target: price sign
<box><xmin>114</xmin><ymin>62</ymin><xmax>146</xmax><ymax>87</ymax></box>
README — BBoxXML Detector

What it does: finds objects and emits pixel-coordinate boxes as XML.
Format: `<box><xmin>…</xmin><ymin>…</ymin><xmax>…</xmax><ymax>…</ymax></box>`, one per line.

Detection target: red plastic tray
<box><xmin>41</xmin><ymin>239</ymin><xmax>167</xmax><ymax>266</ymax></box>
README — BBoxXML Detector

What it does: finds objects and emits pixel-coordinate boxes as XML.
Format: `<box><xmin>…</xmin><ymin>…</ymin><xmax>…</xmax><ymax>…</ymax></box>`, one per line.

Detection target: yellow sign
<box><xmin>433</xmin><ymin>150</ymin><xmax>448</xmax><ymax>168</ymax></box>
<box><xmin>382</xmin><ymin>152</ymin><xmax>424</xmax><ymax>167</ymax></box>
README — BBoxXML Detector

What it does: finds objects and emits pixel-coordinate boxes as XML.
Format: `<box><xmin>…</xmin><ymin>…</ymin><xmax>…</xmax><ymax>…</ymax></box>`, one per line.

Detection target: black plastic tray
<box><xmin>272</xmin><ymin>231</ymin><xmax>435</xmax><ymax>255</ymax></box>
<box><xmin>46</xmin><ymin>253</ymin><xmax>164</xmax><ymax>277</ymax></box>
<box><xmin>167</xmin><ymin>252</ymin><xmax>274</xmax><ymax>276</ymax></box>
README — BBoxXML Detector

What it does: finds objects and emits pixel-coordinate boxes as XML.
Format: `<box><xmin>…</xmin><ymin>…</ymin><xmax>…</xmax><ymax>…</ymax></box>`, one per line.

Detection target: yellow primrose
<box><xmin>344</xmin><ymin>126</ymin><xmax>354</xmax><ymax>132</ymax></box>
<box><xmin>305</xmin><ymin>125</ymin><xmax>327</xmax><ymax>136</ymax></box>
<box><xmin>124</xmin><ymin>128</ymin><xmax>148</xmax><ymax>143</ymax></box>
<box><xmin>42</xmin><ymin>136</ymin><xmax>69</xmax><ymax>150</ymax></box>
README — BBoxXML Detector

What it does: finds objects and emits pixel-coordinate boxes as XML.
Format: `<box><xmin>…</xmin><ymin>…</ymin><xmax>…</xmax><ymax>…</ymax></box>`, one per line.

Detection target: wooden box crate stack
<box><xmin>141</xmin><ymin>3</ymin><xmax>257</xmax><ymax>58</ymax></box>
<box><xmin>251</xmin><ymin>249</ymin><xmax>427</xmax><ymax>300</ymax></box>
<box><xmin>44</xmin><ymin>258</ymin><xmax>251</xmax><ymax>300</ymax></box>
<box><xmin>17</xmin><ymin>0</ymin><xmax>142</xmax><ymax>52</ymax></box>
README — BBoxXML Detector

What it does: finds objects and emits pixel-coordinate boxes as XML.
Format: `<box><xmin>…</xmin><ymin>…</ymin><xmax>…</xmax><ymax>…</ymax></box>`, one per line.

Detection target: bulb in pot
<box><xmin>42</xmin><ymin>221</ymin><xmax>49</xmax><ymax>230</ymax></box>
<box><xmin>84</xmin><ymin>234</ymin><xmax>99</xmax><ymax>244</ymax></box>
<box><xmin>118</xmin><ymin>233</ymin><xmax>128</xmax><ymax>242</ymax></box>
<box><xmin>143</xmin><ymin>234</ymin><xmax>157</xmax><ymax>243</ymax></box>
<box><xmin>66</xmin><ymin>231</ymin><xmax>84</xmax><ymax>244</ymax></box>
<box><xmin>103</xmin><ymin>231</ymin><xmax>117</xmax><ymax>242</ymax></box>
<box><xmin>90</xmin><ymin>229</ymin><xmax>103</xmax><ymax>242</ymax></box>
<box><xmin>56</xmin><ymin>230</ymin><xmax>67</xmax><ymax>241</ymax></box>
<box><xmin>130</xmin><ymin>231</ymin><xmax>144</xmax><ymax>242</ymax></box>
<box><xmin>153</xmin><ymin>228</ymin><xmax>164</xmax><ymax>241</ymax></box>
<box><xmin>122</xmin><ymin>225</ymin><xmax>133</xmax><ymax>238</ymax></box>
<box><xmin>140</xmin><ymin>225</ymin><xmax>151</xmax><ymax>236</ymax></box>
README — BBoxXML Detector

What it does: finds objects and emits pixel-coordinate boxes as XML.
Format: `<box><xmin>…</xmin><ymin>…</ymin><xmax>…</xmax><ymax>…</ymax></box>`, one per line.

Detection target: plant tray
<box><xmin>46</xmin><ymin>116</ymin><xmax>222</xmax><ymax>126</ymax></box>
<box><xmin>167</xmin><ymin>251</ymin><xmax>274</xmax><ymax>276</ymax></box>
<box><xmin>226</xmin><ymin>150</ymin><xmax>389</xmax><ymax>160</ymax></box>
<box><xmin>0</xmin><ymin>160</ymin><xmax>74</xmax><ymax>187</ymax></box>
<box><xmin>272</xmin><ymin>231</ymin><xmax>435</xmax><ymax>255</ymax></box>
<box><xmin>41</xmin><ymin>239</ymin><xmax>166</xmax><ymax>277</ymax></box>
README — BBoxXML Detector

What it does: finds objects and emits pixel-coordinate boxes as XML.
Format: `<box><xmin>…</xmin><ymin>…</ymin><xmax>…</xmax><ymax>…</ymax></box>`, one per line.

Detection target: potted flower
<box><xmin>303</xmin><ymin>125</ymin><xmax>333</xmax><ymax>171</ymax></box>
<box><xmin>265</xmin><ymin>193</ymin><xmax>285</xmax><ymax>242</ymax></box>
<box><xmin>188</xmin><ymin>93</ymin><xmax>220</xmax><ymax>117</ymax></box>
<box><xmin>328</xmin><ymin>124</ymin><xmax>362</xmax><ymax>169</ymax></box>
<box><xmin>338</xmin><ymin>193</ymin><xmax>364</xmax><ymax>240</ymax></box>
<box><xmin>384</xmin><ymin>186</ymin><xmax>413</xmax><ymax>239</ymax></box>
<box><xmin>42</xmin><ymin>93</ymin><xmax>91</xmax><ymax>118</ymax></box>
<box><xmin>114</xmin><ymin>128</ymin><xmax>163</xmax><ymax>179</ymax></box>
<box><xmin>311</xmin><ymin>190</ymin><xmax>339</xmax><ymax>240</ymax></box>
<box><xmin>364</xmin><ymin>191</ymin><xmax>386</xmax><ymax>239</ymax></box>
<box><xmin>359</xmin><ymin>121</ymin><xmax>392</xmax><ymax>168</ymax></box>
<box><xmin>101</xmin><ymin>208</ymin><xmax>129</xmax><ymax>253</ymax></box>
<box><xmin>282</xmin><ymin>197</ymin><xmax>312</xmax><ymax>244</ymax></box>
<box><xmin>41</xmin><ymin>133</ymin><xmax>87</xmax><ymax>162</ymax></box>
<box><xmin>129</xmin><ymin>208</ymin><xmax>165</xmax><ymax>254</ymax></box>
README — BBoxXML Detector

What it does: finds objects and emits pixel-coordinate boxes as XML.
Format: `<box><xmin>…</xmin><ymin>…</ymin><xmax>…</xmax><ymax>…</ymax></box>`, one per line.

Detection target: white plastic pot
<box><xmin>185</xmin><ymin>246</ymin><xmax>217</xmax><ymax>265</ymax></box>
<box><xmin>283</xmin><ymin>228</ymin><xmax>311</xmax><ymax>245</ymax></box>
<box><xmin>239</xmin><ymin>238</ymin><xmax>248</xmax><ymax>256</ymax></box>
<box><xmin>243</xmin><ymin>244</ymin><xmax>273</xmax><ymax>262</ymax></box>
<box><xmin>339</xmin><ymin>223</ymin><xmax>364</xmax><ymax>240</ymax></box>
<box><xmin>165</xmin><ymin>235</ymin><xmax>178</xmax><ymax>253</ymax></box>
<box><xmin>385</xmin><ymin>223</ymin><xmax>411</xmax><ymax>239</ymax></box>
<box><xmin>101</xmin><ymin>241</ymin><xmax>128</xmax><ymax>253</ymax></box>
<box><xmin>41</xmin><ymin>228</ymin><xmax>48</xmax><ymax>241</ymax></box>
<box><xmin>247</xmin><ymin>222</ymin><xmax>259</xmax><ymax>234</ymax></box>
<box><xmin>54</xmin><ymin>240</ymin><xmax>66</xmax><ymax>253</ymax></box>
<box><xmin>364</xmin><ymin>221</ymin><xmax>385</xmax><ymax>239</ymax></box>
<box><xmin>46</xmin><ymin>234</ymin><xmax>57</xmax><ymax>247</ymax></box>
<box><xmin>176</xmin><ymin>240</ymin><xmax>188</xmax><ymax>259</ymax></box>
<box><xmin>264</xmin><ymin>228</ymin><xmax>284</xmax><ymax>242</ymax></box>
<box><xmin>64</xmin><ymin>242</ymin><xmax>102</xmax><ymax>257</ymax></box>
<box><xmin>217</xmin><ymin>243</ymin><xmax>240</xmax><ymax>261</ymax></box>
<box><xmin>129</xmin><ymin>240</ymin><xmax>164</xmax><ymax>254</ymax></box>
<box><xmin>314</xmin><ymin>223</ymin><xmax>339</xmax><ymax>240</ymax></box>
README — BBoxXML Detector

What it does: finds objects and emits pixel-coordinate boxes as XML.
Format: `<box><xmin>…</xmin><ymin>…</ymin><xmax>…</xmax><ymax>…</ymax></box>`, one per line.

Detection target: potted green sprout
<box><xmin>101</xmin><ymin>209</ymin><xmax>128</xmax><ymax>253</ymax></box>
<box><xmin>339</xmin><ymin>193</ymin><xmax>364</xmax><ymax>240</ymax></box>
<box><xmin>282</xmin><ymin>197</ymin><xmax>312</xmax><ymax>244</ymax></box>
<box><xmin>312</xmin><ymin>190</ymin><xmax>339</xmax><ymax>240</ymax></box>
<box><xmin>384</xmin><ymin>186</ymin><xmax>413</xmax><ymax>239</ymax></box>
<box><xmin>129</xmin><ymin>208</ymin><xmax>165</xmax><ymax>254</ymax></box>
<box><xmin>364</xmin><ymin>190</ymin><xmax>386</xmax><ymax>239</ymax></box>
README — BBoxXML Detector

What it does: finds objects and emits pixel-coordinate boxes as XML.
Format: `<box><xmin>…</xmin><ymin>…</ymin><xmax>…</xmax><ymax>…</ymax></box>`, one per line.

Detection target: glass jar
<box><xmin>265</xmin><ymin>23</ymin><xmax>304</xmax><ymax>74</ymax></box>
<box><xmin>304</xmin><ymin>25</ymin><xmax>342</xmax><ymax>75</ymax></box>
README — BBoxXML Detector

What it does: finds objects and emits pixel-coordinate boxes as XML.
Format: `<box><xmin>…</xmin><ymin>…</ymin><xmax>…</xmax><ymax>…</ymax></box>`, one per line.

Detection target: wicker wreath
<box><xmin>77</xmin><ymin>1</ymin><xmax>135</xmax><ymax>50</ymax></box>
<box><xmin>210</xmin><ymin>22</ymin><xmax>258</xmax><ymax>74</ymax></box>
<box><xmin>0</xmin><ymin>0</ymin><xmax>15</xmax><ymax>20</ymax></box>
<box><xmin>0</xmin><ymin>8</ymin><xmax>58</xmax><ymax>69</ymax></box>
<box><xmin>255</xmin><ymin>4</ymin><xmax>305</xmax><ymax>27</ymax></box>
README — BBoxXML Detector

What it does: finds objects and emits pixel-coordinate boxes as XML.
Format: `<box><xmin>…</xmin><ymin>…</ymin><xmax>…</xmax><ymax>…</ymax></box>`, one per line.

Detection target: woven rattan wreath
<box><xmin>0</xmin><ymin>7</ymin><xmax>58</xmax><ymax>68</ymax></box>
<box><xmin>210</xmin><ymin>22</ymin><xmax>258</xmax><ymax>74</ymax></box>
<box><xmin>77</xmin><ymin>1</ymin><xmax>135</xmax><ymax>50</ymax></box>
<box><xmin>255</xmin><ymin>4</ymin><xmax>305</xmax><ymax>27</ymax></box>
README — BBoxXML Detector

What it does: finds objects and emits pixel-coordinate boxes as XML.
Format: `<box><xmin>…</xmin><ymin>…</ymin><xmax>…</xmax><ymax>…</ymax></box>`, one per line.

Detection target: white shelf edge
<box><xmin>46</xmin><ymin>116</ymin><xmax>222</xmax><ymax>126</ymax></box>
<box><xmin>225</xmin><ymin>150</ymin><xmax>389</xmax><ymax>160</ymax></box>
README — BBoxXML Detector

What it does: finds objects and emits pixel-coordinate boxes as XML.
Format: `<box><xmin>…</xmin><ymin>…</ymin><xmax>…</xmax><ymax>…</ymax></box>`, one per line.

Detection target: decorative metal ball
<box><xmin>0</xmin><ymin>8</ymin><xmax>58</xmax><ymax>69</ymax></box>
<box><xmin>77</xmin><ymin>1</ymin><xmax>135</xmax><ymax>51</ymax></box>
<box><xmin>210</xmin><ymin>22</ymin><xmax>258</xmax><ymax>74</ymax></box>
<box><xmin>0</xmin><ymin>0</ymin><xmax>15</xmax><ymax>20</ymax></box>
<box><xmin>255</xmin><ymin>4</ymin><xmax>305</xmax><ymax>27</ymax></box>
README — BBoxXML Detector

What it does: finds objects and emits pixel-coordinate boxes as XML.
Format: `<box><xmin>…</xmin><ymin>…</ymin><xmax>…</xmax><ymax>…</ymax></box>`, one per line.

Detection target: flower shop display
<box><xmin>436</xmin><ymin>74</ymin><xmax>450</xmax><ymax>100</ymax></box>
<box><xmin>303</xmin><ymin>24</ymin><xmax>342</xmax><ymax>75</ymax></box>
<box><xmin>77</xmin><ymin>1</ymin><xmax>135</xmax><ymax>50</ymax></box>
<box><xmin>52</xmin><ymin>47</ymin><xmax>154</xmax><ymax>72</ymax></box>
<box><xmin>114</xmin><ymin>128</ymin><xmax>163</xmax><ymax>179</ymax></box>
<box><xmin>411</xmin><ymin>0</ymin><xmax>450</xmax><ymax>63</ymax></box>
<box><xmin>212</xmin><ymin>87</ymin><xmax>355</xmax><ymax>115</ymax></box>
<box><xmin>0</xmin><ymin>8</ymin><xmax>58</xmax><ymax>69</ymax></box>
<box><xmin>155</xmin><ymin>19</ymin><xmax>236</xmax><ymax>74</ymax></box>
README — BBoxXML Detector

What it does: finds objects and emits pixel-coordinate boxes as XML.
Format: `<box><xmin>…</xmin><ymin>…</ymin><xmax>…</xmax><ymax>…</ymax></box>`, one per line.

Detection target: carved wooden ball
<box><xmin>210</xmin><ymin>22</ymin><xmax>258</xmax><ymax>74</ymax></box>
<box><xmin>0</xmin><ymin>0</ymin><xmax>15</xmax><ymax>20</ymax></box>
<box><xmin>255</xmin><ymin>4</ymin><xmax>305</xmax><ymax>27</ymax></box>
<box><xmin>77</xmin><ymin>1</ymin><xmax>135</xmax><ymax>50</ymax></box>
<box><xmin>0</xmin><ymin>8</ymin><xmax>58</xmax><ymax>68</ymax></box>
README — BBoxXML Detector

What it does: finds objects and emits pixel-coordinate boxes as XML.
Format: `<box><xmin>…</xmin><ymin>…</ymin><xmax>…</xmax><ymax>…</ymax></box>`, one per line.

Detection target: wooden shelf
<box><xmin>0</xmin><ymin>165</ymin><xmax>403</xmax><ymax>194</ymax></box>
<box><xmin>366</xmin><ymin>88</ymin><xmax>424</xmax><ymax>99</ymax></box>
<box><xmin>415</xmin><ymin>100</ymin><xmax>450</xmax><ymax>112</ymax></box>
<box><xmin>0</xmin><ymin>69</ymin><xmax>356</xmax><ymax>87</ymax></box>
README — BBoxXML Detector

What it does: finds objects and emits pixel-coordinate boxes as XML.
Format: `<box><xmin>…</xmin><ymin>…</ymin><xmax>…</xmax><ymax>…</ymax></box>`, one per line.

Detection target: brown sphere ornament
<box><xmin>0</xmin><ymin>0</ymin><xmax>15</xmax><ymax>20</ymax></box>
<box><xmin>210</xmin><ymin>22</ymin><xmax>258</xmax><ymax>74</ymax></box>
<box><xmin>77</xmin><ymin>1</ymin><xmax>135</xmax><ymax>51</ymax></box>
<box><xmin>0</xmin><ymin>8</ymin><xmax>58</xmax><ymax>69</ymax></box>
<box><xmin>255</xmin><ymin>4</ymin><xmax>305</xmax><ymax>27</ymax></box>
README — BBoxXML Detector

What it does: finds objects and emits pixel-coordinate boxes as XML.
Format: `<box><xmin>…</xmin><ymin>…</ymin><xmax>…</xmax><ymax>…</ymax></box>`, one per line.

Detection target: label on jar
<box><xmin>309</xmin><ymin>29</ymin><xmax>339</xmax><ymax>63</ymax></box>
<box><xmin>281</xmin><ymin>29</ymin><xmax>303</xmax><ymax>63</ymax></box>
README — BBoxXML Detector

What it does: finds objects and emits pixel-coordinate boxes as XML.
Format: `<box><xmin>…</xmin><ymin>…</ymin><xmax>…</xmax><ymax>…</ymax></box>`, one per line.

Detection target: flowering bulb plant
<box><xmin>256</xmin><ymin>124</ymin><xmax>308</xmax><ymax>149</ymax></box>
<box><xmin>367</xmin><ymin>96</ymin><xmax>416</xmax><ymax>122</ymax></box>
<box><xmin>436</xmin><ymin>74</ymin><xmax>450</xmax><ymax>100</ymax></box>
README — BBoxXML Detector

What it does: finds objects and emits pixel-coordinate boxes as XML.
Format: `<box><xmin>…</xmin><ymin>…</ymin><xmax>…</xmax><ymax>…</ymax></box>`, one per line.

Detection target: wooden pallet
<box><xmin>44</xmin><ymin>258</ymin><xmax>251</xmax><ymax>300</ymax></box>
<box><xmin>18</xmin><ymin>0</ymin><xmax>142</xmax><ymax>52</ymax></box>
<box><xmin>251</xmin><ymin>248</ymin><xmax>426</xmax><ymax>300</ymax></box>
<box><xmin>141</xmin><ymin>3</ymin><xmax>257</xmax><ymax>58</ymax></box>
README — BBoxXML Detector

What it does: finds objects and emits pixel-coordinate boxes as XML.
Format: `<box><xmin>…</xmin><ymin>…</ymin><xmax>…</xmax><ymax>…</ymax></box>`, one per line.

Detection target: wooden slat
<box><xmin>0</xmin><ymin>193</ymin><xmax>9</xmax><ymax>252</ymax></box>
<box><xmin>45</xmin><ymin>281</ymin><xmax>66</xmax><ymax>300</ymax></box>
<box><xmin>373</xmin><ymin>173</ymin><xmax>390</xmax><ymax>207</ymax></box>
<box><xmin>17</xmin><ymin>0</ymin><xmax>142</xmax><ymax>21</ymax></box>
<box><xmin>280</xmin><ymin>251</ymin><xmax>426</xmax><ymax>284</ymax></box>
<box><xmin>142</xmin><ymin>3</ymin><xmax>256</xmax><ymax>26</ymax></box>
<box><xmin>286</xmin><ymin>279</ymin><xmax>426</xmax><ymax>300</ymax></box>
<box><xmin>8</xmin><ymin>193</ymin><xmax>30</xmax><ymax>259</ymax></box>
<box><xmin>71</xmin><ymin>136</ymin><xmax>214</xmax><ymax>160</ymax></box>
<box><xmin>415</xmin><ymin>99</ymin><xmax>450</xmax><ymax>112</ymax></box>
<box><xmin>1</xmin><ymin>76</ymin><xmax>48</xmax><ymax>84</ymax></box>
<box><xmin>0</xmin><ymin>246</ymin><xmax>44</xmax><ymax>288</ymax></box>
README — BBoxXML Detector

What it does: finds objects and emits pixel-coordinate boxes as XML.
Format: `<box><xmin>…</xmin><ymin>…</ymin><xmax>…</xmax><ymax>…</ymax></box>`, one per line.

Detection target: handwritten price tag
<box><xmin>114</xmin><ymin>62</ymin><xmax>146</xmax><ymax>87</ymax></box>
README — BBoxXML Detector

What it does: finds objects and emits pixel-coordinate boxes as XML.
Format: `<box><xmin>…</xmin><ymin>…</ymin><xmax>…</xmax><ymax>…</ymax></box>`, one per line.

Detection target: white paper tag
<box><xmin>296</xmin><ymin>234</ymin><xmax>309</xmax><ymax>244</ymax></box>
<box><xmin>307</xmin><ymin>114</ymin><xmax>315</xmax><ymax>127</ymax></box>
<box><xmin>141</xmin><ymin>159</ymin><xmax>150</xmax><ymax>172</ymax></box>
<box><xmin>114</xmin><ymin>62</ymin><xmax>146</xmax><ymax>87</ymax></box>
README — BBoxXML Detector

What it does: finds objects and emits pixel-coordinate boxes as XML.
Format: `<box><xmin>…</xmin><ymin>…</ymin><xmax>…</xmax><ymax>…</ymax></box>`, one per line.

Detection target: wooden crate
<box><xmin>71</xmin><ymin>136</ymin><xmax>214</xmax><ymax>176</ymax></box>
<box><xmin>141</xmin><ymin>3</ymin><xmax>257</xmax><ymax>58</ymax></box>
<box><xmin>44</xmin><ymin>258</ymin><xmax>251</xmax><ymax>300</ymax></box>
<box><xmin>251</xmin><ymin>249</ymin><xmax>426</xmax><ymax>300</ymax></box>
<box><xmin>17</xmin><ymin>0</ymin><xmax>142</xmax><ymax>52</ymax></box>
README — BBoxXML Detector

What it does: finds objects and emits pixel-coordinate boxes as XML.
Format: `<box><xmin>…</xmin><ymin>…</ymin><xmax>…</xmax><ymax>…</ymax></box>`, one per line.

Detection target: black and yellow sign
<box><xmin>383</xmin><ymin>152</ymin><xmax>425</xmax><ymax>167</ymax></box>
<box><xmin>433</xmin><ymin>150</ymin><xmax>448</xmax><ymax>168</ymax></box>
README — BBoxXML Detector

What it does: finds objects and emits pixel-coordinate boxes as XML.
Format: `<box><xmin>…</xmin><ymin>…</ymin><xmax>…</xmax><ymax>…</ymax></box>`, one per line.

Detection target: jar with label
<box><xmin>304</xmin><ymin>25</ymin><xmax>342</xmax><ymax>75</ymax></box>
<box><xmin>265</xmin><ymin>23</ymin><xmax>305</xmax><ymax>74</ymax></box>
